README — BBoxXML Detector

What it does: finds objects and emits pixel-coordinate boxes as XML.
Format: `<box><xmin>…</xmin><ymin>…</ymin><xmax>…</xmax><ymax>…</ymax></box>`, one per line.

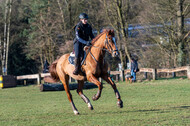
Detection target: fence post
<box><xmin>121</xmin><ymin>70</ymin><xmax>125</xmax><ymax>81</ymax></box>
<box><xmin>37</xmin><ymin>74</ymin><xmax>41</xmax><ymax>85</ymax></box>
<box><xmin>144</xmin><ymin>72</ymin><xmax>147</xmax><ymax>79</ymax></box>
<box><xmin>24</xmin><ymin>80</ymin><xmax>27</xmax><ymax>85</ymax></box>
<box><xmin>152</xmin><ymin>69</ymin><xmax>157</xmax><ymax>80</ymax></box>
<box><xmin>187</xmin><ymin>66</ymin><xmax>190</xmax><ymax>80</ymax></box>
<box><xmin>115</xmin><ymin>75</ymin><xmax>118</xmax><ymax>82</ymax></box>
<box><xmin>172</xmin><ymin>72</ymin><xmax>176</xmax><ymax>78</ymax></box>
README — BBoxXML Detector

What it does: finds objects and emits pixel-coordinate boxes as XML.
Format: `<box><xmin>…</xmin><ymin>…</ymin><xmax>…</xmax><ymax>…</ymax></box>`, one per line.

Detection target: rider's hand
<box><xmin>86</xmin><ymin>41</ymin><xmax>92</xmax><ymax>46</ymax></box>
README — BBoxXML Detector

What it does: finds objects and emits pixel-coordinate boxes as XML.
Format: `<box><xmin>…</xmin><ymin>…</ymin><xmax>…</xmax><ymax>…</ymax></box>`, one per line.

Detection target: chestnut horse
<box><xmin>49</xmin><ymin>29</ymin><xmax>123</xmax><ymax>115</ymax></box>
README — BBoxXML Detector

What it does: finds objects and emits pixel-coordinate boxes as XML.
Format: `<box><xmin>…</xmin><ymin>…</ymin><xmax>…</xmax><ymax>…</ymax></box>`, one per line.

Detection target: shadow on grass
<box><xmin>171</xmin><ymin>105</ymin><xmax>190</xmax><ymax>109</ymax></box>
<box><xmin>126</xmin><ymin>109</ymin><xmax>167</xmax><ymax>114</ymax></box>
<box><xmin>127</xmin><ymin>105</ymin><xmax>190</xmax><ymax>114</ymax></box>
<box><xmin>95</xmin><ymin>105</ymin><xmax>190</xmax><ymax>115</ymax></box>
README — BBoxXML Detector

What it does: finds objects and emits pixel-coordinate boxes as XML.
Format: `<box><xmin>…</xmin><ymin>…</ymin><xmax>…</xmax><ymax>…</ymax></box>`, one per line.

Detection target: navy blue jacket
<box><xmin>74</xmin><ymin>22</ymin><xmax>94</xmax><ymax>44</ymax></box>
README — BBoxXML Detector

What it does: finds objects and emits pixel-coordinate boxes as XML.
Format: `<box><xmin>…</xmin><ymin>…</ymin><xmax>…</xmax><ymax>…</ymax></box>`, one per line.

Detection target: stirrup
<box><xmin>73</xmin><ymin>68</ymin><xmax>79</xmax><ymax>75</ymax></box>
<box><xmin>73</xmin><ymin>71</ymin><xmax>79</xmax><ymax>75</ymax></box>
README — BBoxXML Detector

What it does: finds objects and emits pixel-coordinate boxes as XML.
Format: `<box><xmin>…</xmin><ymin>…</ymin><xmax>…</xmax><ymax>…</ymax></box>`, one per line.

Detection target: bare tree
<box><xmin>100</xmin><ymin>0</ymin><xmax>131</xmax><ymax>69</ymax></box>
<box><xmin>0</xmin><ymin>36</ymin><xmax>2</xmax><ymax>74</ymax></box>
<box><xmin>2</xmin><ymin>0</ymin><xmax>12</xmax><ymax>75</ymax></box>
<box><xmin>5</xmin><ymin>0</ymin><xmax>12</xmax><ymax>75</ymax></box>
<box><xmin>139</xmin><ymin>0</ymin><xmax>190</xmax><ymax>67</ymax></box>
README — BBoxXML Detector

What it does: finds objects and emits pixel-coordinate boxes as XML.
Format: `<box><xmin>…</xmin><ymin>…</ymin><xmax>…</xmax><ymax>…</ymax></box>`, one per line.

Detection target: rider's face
<box><xmin>81</xmin><ymin>19</ymin><xmax>88</xmax><ymax>24</ymax></box>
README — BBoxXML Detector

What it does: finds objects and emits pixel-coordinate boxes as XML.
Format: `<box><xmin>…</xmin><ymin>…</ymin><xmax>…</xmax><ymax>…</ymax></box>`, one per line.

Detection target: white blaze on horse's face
<box><xmin>112</xmin><ymin>37</ymin><xmax>119</xmax><ymax>57</ymax></box>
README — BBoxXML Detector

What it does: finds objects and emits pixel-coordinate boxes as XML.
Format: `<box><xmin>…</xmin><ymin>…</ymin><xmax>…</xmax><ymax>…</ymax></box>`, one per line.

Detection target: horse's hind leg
<box><xmin>77</xmin><ymin>80</ymin><xmax>93</xmax><ymax>110</ymax></box>
<box><xmin>57</xmin><ymin>70</ymin><xmax>79</xmax><ymax>115</ymax></box>
<box><xmin>101</xmin><ymin>74</ymin><xmax>123</xmax><ymax>108</ymax></box>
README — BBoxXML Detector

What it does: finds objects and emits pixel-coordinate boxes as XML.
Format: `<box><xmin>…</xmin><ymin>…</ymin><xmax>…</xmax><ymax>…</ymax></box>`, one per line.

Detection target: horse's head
<box><xmin>104</xmin><ymin>30</ymin><xmax>119</xmax><ymax>57</ymax></box>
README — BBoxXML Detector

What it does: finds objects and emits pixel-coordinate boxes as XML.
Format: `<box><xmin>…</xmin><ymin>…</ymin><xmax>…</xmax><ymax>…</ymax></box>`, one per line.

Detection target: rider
<box><xmin>73</xmin><ymin>13</ymin><xmax>95</xmax><ymax>75</ymax></box>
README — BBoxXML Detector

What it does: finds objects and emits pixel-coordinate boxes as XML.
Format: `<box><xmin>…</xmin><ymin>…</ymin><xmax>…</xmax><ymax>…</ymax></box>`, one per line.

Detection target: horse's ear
<box><xmin>111</xmin><ymin>29</ymin><xmax>114</xmax><ymax>36</ymax></box>
<box><xmin>108</xmin><ymin>29</ymin><xmax>114</xmax><ymax>36</ymax></box>
<box><xmin>111</xmin><ymin>29</ymin><xmax>114</xmax><ymax>33</ymax></box>
<box><xmin>108</xmin><ymin>30</ymin><xmax>112</xmax><ymax>35</ymax></box>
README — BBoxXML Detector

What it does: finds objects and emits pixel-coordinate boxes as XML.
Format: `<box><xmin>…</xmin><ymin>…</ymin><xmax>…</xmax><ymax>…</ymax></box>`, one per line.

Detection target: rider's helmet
<box><xmin>79</xmin><ymin>13</ymin><xmax>88</xmax><ymax>19</ymax></box>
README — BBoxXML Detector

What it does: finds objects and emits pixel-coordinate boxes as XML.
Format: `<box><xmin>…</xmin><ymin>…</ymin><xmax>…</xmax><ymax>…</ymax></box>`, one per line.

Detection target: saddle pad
<box><xmin>68</xmin><ymin>52</ymin><xmax>86</xmax><ymax>65</ymax></box>
<box><xmin>69</xmin><ymin>56</ymin><xmax>75</xmax><ymax>65</ymax></box>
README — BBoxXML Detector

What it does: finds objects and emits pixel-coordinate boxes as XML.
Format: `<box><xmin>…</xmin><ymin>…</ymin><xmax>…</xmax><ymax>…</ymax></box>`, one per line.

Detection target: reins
<box><xmin>81</xmin><ymin>33</ymin><xmax>118</xmax><ymax>65</ymax></box>
<box><xmin>91</xmin><ymin>34</ymin><xmax>118</xmax><ymax>53</ymax></box>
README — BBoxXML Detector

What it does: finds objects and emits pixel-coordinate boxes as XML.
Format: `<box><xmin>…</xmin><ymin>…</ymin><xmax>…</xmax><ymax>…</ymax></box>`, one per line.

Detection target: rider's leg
<box><xmin>73</xmin><ymin>42</ymin><xmax>80</xmax><ymax>75</ymax></box>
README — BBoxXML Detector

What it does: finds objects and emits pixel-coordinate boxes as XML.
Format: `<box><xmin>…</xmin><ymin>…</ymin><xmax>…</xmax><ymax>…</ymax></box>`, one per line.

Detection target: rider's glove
<box><xmin>86</xmin><ymin>41</ymin><xmax>92</xmax><ymax>46</ymax></box>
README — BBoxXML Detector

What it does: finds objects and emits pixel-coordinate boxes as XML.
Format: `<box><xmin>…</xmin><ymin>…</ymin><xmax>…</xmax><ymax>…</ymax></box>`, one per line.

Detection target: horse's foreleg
<box><xmin>77</xmin><ymin>80</ymin><xmax>93</xmax><ymax>110</ymax></box>
<box><xmin>87</xmin><ymin>74</ymin><xmax>103</xmax><ymax>101</ymax></box>
<box><xmin>101</xmin><ymin>74</ymin><xmax>123</xmax><ymax>108</ymax></box>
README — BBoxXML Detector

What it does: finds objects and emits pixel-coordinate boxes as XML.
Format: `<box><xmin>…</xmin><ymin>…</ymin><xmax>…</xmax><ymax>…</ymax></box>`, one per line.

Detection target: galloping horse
<box><xmin>49</xmin><ymin>29</ymin><xmax>123</xmax><ymax>115</ymax></box>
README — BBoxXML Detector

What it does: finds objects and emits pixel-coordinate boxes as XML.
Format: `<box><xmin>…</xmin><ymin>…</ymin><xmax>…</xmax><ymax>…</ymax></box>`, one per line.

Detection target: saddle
<box><xmin>68</xmin><ymin>46</ymin><xmax>91</xmax><ymax>65</ymax></box>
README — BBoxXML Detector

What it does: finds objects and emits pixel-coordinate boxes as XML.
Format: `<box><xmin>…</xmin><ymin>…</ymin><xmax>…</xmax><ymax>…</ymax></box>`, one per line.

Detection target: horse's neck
<box><xmin>90</xmin><ymin>34</ymin><xmax>106</xmax><ymax>63</ymax></box>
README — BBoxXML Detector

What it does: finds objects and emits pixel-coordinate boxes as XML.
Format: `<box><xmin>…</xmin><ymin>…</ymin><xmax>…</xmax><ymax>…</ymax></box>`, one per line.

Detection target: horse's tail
<box><xmin>49</xmin><ymin>59</ymin><xmax>60</xmax><ymax>82</ymax></box>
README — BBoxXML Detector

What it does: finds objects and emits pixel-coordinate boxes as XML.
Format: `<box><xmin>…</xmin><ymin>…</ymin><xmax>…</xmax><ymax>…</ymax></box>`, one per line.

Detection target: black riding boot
<box><xmin>73</xmin><ymin>58</ymin><xmax>80</xmax><ymax>75</ymax></box>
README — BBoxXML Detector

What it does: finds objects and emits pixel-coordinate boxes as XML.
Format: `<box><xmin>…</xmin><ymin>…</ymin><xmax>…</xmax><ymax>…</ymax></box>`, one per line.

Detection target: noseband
<box><xmin>104</xmin><ymin>34</ymin><xmax>118</xmax><ymax>53</ymax></box>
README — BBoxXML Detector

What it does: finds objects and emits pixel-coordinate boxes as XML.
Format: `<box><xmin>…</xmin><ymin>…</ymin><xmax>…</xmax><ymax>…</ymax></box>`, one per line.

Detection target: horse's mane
<box><xmin>91</xmin><ymin>31</ymin><xmax>106</xmax><ymax>45</ymax></box>
<box><xmin>91</xmin><ymin>29</ymin><xmax>114</xmax><ymax>45</ymax></box>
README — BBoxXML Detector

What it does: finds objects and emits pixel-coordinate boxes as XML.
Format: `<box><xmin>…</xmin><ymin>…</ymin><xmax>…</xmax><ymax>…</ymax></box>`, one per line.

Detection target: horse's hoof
<box><xmin>88</xmin><ymin>106</ymin><xmax>94</xmax><ymax>110</ymax></box>
<box><xmin>88</xmin><ymin>103</ymin><xmax>94</xmax><ymax>110</ymax></box>
<box><xmin>117</xmin><ymin>100</ymin><xmax>123</xmax><ymax>108</ymax></box>
<box><xmin>73</xmin><ymin>110</ymin><xmax>80</xmax><ymax>115</ymax></box>
<box><xmin>92</xmin><ymin>95</ymin><xmax>97</xmax><ymax>101</ymax></box>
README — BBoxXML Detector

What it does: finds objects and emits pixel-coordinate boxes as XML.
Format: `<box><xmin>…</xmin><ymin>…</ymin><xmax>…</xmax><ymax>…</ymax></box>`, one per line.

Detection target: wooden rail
<box><xmin>40</xmin><ymin>73</ymin><xmax>50</xmax><ymax>78</ymax></box>
<box><xmin>17</xmin><ymin>74</ymin><xmax>41</xmax><ymax>85</ymax></box>
<box><xmin>114</xmin><ymin>66</ymin><xmax>190</xmax><ymax>81</ymax></box>
<box><xmin>157</xmin><ymin>66</ymin><xmax>188</xmax><ymax>73</ymax></box>
<box><xmin>16</xmin><ymin>66</ymin><xmax>190</xmax><ymax>85</ymax></box>
<box><xmin>16</xmin><ymin>73</ymin><xmax>101</xmax><ymax>85</ymax></box>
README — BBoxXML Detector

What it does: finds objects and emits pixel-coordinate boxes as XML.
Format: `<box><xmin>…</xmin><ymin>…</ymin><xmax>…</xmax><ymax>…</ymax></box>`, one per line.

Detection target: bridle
<box><xmin>104</xmin><ymin>34</ymin><xmax>119</xmax><ymax>53</ymax></box>
<box><xmin>82</xmin><ymin>34</ymin><xmax>119</xmax><ymax>65</ymax></box>
<box><xmin>91</xmin><ymin>34</ymin><xmax>118</xmax><ymax>53</ymax></box>
<box><xmin>84</xmin><ymin>34</ymin><xmax>119</xmax><ymax>64</ymax></box>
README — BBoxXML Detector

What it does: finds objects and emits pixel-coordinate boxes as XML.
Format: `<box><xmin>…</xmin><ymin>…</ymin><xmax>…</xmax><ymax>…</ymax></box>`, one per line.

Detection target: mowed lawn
<box><xmin>0</xmin><ymin>78</ymin><xmax>190</xmax><ymax>126</ymax></box>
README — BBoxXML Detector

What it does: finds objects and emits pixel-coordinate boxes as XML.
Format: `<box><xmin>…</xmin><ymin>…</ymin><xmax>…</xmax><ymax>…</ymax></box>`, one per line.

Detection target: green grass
<box><xmin>0</xmin><ymin>79</ymin><xmax>190</xmax><ymax>126</ymax></box>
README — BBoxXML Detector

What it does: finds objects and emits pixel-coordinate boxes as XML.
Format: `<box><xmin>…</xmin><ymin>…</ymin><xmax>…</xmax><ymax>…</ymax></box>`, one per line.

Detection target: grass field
<box><xmin>0</xmin><ymin>78</ymin><xmax>190</xmax><ymax>126</ymax></box>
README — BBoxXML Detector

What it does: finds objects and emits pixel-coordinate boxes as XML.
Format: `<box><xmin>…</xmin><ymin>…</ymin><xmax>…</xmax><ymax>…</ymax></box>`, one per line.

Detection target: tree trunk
<box><xmin>115</xmin><ymin>0</ymin><xmax>131</xmax><ymax>63</ymax></box>
<box><xmin>103</xmin><ymin>0</ymin><xmax>131</xmax><ymax>68</ymax></box>
<box><xmin>66</xmin><ymin>0</ymin><xmax>72</xmax><ymax>39</ymax></box>
<box><xmin>0</xmin><ymin>37</ymin><xmax>2</xmax><ymax>74</ymax></box>
<box><xmin>57</xmin><ymin>0</ymin><xmax>66</xmax><ymax>33</ymax></box>
<box><xmin>176</xmin><ymin>0</ymin><xmax>185</xmax><ymax>66</ymax></box>
<box><xmin>5</xmin><ymin>0</ymin><xmax>13</xmax><ymax>75</ymax></box>
<box><xmin>115</xmin><ymin>29</ymin><xmax>125</xmax><ymax>70</ymax></box>
<box><xmin>2</xmin><ymin>0</ymin><xmax>9</xmax><ymax>75</ymax></box>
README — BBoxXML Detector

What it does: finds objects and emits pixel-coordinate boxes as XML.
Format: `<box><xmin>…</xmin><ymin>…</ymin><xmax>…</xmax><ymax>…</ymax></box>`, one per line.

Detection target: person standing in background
<box><xmin>130</xmin><ymin>58</ymin><xmax>138</xmax><ymax>82</ymax></box>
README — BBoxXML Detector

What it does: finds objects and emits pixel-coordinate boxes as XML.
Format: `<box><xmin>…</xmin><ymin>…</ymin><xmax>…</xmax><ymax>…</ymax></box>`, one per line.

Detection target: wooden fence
<box><xmin>16</xmin><ymin>66</ymin><xmax>190</xmax><ymax>85</ymax></box>
<box><xmin>109</xmin><ymin>66</ymin><xmax>190</xmax><ymax>81</ymax></box>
